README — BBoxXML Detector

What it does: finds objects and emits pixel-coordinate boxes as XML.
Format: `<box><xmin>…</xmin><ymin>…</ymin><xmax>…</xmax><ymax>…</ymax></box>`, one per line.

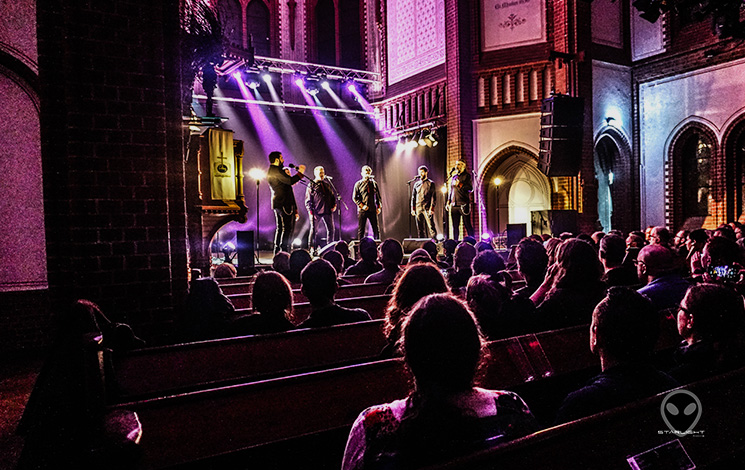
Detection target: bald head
<box><xmin>637</xmin><ymin>244</ymin><xmax>676</xmax><ymax>278</ymax></box>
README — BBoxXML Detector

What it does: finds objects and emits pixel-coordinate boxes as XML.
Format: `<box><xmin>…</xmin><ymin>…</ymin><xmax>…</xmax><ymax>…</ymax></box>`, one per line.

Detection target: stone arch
<box><xmin>593</xmin><ymin>125</ymin><xmax>634</xmax><ymax>233</ymax></box>
<box><xmin>721</xmin><ymin>111</ymin><xmax>745</xmax><ymax>222</ymax></box>
<box><xmin>478</xmin><ymin>146</ymin><xmax>550</xmax><ymax>238</ymax></box>
<box><xmin>666</xmin><ymin>121</ymin><xmax>719</xmax><ymax>230</ymax></box>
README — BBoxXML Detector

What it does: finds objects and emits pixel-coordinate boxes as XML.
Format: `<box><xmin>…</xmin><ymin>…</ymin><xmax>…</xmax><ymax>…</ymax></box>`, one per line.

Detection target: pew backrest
<box><xmin>227</xmin><ymin>282</ymin><xmax>390</xmax><ymax>309</ymax></box>
<box><xmin>111</xmin><ymin>319</ymin><xmax>387</xmax><ymax>401</ymax></box>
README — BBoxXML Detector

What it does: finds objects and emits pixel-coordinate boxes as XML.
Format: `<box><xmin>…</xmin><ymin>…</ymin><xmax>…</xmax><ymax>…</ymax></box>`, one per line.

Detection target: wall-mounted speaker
<box><xmin>538</xmin><ymin>95</ymin><xmax>585</xmax><ymax>177</ymax></box>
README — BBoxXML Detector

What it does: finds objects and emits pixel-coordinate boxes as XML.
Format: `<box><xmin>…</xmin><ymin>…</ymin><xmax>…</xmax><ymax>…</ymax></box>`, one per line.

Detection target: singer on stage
<box><xmin>352</xmin><ymin>165</ymin><xmax>381</xmax><ymax>240</ymax></box>
<box><xmin>267</xmin><ymin>151</ymin><xmax>306</xmax><ymax>254</ymax></box>
<box><xmin>410</xmin><ymin>165</ymin><xmax>437</xmax><ymax>239</ymax></box>
<box><xmin>305</xmin><ymin>166</ymin><xmax>337</xmax><ymax>255</ymax></box>
<box><xmin>446</xmin><ymin>158</ymin><xmax>474</xmax><ymax>240</ymax></box>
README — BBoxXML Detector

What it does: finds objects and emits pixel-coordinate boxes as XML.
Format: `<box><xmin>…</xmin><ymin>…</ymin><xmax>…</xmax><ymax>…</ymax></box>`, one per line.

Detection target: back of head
<box><xmin>471</xmin><ymin>249</ymin><xmax>505</xmax><ymax>279</ymax></box>
<box><xmin>688</xmin><ymin>228</ymin><xmax>708</xmax><ymax>245</ymax></box>
<box><xmin>322</xmin><ymin>250</ymin><xmax>345</xmax><ymax>275</ymax></box>
<box><xmin>442</xmin><ymin>239</ymin><xmax>458</xmax><ymax>256</ymax></box>
<box><xmin>594</xmin><ymin>286</ymin><xmax>659</xmax><ymax>362</ymax></box>
<box><xmin>391</xmin><ymin>263</ymin><xmax>448</xmax><ymax>313</ymax></box>
<box><xmin>359</xmin><ymin>237</ymin><xmax>378</xmax><ymax>262</ymax></box>
<box><xmin>380</xmin><ymin>238</ymin><xmax>404</xmax><ymax>268</ymax></box>
<box><xmin>252</xmin><ymin>271</ymin><xmax>293</xmax><ymax>315</ymax></box>
<box><xmin>408</xmin><ymin>248</ymin><xmax>433</xmax><ymax>264</ymax></box>
<box><xmin>422</xmin><ymin>240</ymin><xmax>438</xmax><ymax>261</ymax></box>
<box><xmin>555</xmin><ymin>238</ymin><xmax>603</xmax><ymax>287</ymax></box>
<box><xmin>462</xmin><ymin>235</ymin><xmax>477</xmax><ymax>246</ymax></box>
<box><xmin>638</xmin><ymin>244</ymin><xmax>676</xmax><ymax>277</ymax></box>
<box><xmin>714</xmin><ymin>224</ymin><xmax>736</xmax><ymax>241</ymax></box>
<box><xmin>599</xmin><ymin>234</ymin><xmax>627</xmax><ymax>266</ymax></box>
<box><xmin>272</xmin><ymin>251</ymin><xmax>290</xmax><ymax>273</ymax></box>
<box><xmin>289</xmin><ymin>249</ymin><xmax>312</xmax><ymax>278</ymax></box>
<box><xmin>704</xmin><ymin>235</ymin><xmax>743</xmax><ymax>268</ymax></box>
<box><xmin>683</xmin><ymin>283</ymin><xmax>745</xmax><ymax>341</ymax></box>
<box><xmin>454</xmin><ymin>242</ymin><xmax>477</xmax><ymax>271</ymax></box>
<box><xmin>466</xmin><ymin>274</ymin><xmax>510</xmax><ymax>324</ymax></box>
<box><xmin>268</xmin><ymin>150</ymin><xmax>281</xmax><ymax>164</ymax></box>
<box><xmin>627</xmin><ymin>233</ymin><xmax>645</xmax><ymax>248</ymax></box>
<box><xmin>592</xmin><ymin>231</ymin><xmax>606</xmax><ymax>245</ymax></box>
<box><xmin>213</xmin><ymin>263</ymin><xmax>237</xmax><ymax>279</ymax></box>
<box><xmin>403</xmin><ymin>293</ymin><xmax>482</xmax><ymax>393</ymax></box>
<box><xmin>516</xmin><ymin>239</ymin><xmax>548</xmax><ymax>282</ymax></box>
<box><xmin>474</xmin><ymin>241</ymin><xmax>493</xmax><ymax>252</ymax></box>
<box><xmin>651</xmin><ymin>226</ymin><xmax>672</xmax><ymax>246</ymax></box>
<box><xmin>301</xmin><ymin>258</ymin><xmax>338</xmax><ymax>303</ymax></box>
<box><xmin>335</xmin><ymin>240</ymin><xmax>351</xmax><ymax>257</ymax></box>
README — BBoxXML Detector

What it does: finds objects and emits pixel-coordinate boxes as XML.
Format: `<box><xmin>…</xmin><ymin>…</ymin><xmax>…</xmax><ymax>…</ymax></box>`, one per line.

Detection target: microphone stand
<box><xmin>327</xmin><ymin>178</ymin><xmax>347</xmax><ymax>242</ymax></box>
<box><xmin>406</xmin><ymin>178</ymin><xmax>417</xmax><ymax>239</ymax></box>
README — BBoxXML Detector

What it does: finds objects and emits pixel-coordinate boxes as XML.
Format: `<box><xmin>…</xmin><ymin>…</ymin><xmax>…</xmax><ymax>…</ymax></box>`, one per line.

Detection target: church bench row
<box><xmin>218</xmin><ymin>274</ymin><xmax>370</xmax><ymax>294</ymax></box>
<box><xmin>234</xmin><ymin>293</ymin><xmax>392</xmax><ymax>323</ymax></box>
<box><xmin>109</xmin><ymin>319</ymin><xmax>388</xmax><ymax>402</ymax></box>
<box><xmin>102</xmin><ymin>323</ymin><xmax>680</xmax><ymax>469</ymax></box>
<box><xmin>226</xmin><ymin>281</ymin><xmax>390</xmax><ymax>309</ymax></box>
<box><xmin>429</xmin><ymin>366</ymin><xmax>745</xmax><ymax>470</ymax></box>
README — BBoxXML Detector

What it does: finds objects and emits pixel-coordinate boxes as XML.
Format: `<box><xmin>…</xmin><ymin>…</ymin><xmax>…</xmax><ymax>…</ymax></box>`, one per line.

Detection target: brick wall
<box><xmin>36</xmin><ymin>0</ymin><xmax>187</xmax><ymax>347</ymax></box>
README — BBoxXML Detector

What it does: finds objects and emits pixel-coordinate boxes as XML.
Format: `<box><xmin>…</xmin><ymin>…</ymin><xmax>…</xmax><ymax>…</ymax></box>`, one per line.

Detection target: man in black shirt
<box><xmin>305</xmin><ymin>166</ymin><xmax>337</xmax><ymax>254</ymax></box>
<box><xmin>352</xmin><ymin>165</ymin><xmax>382</xmax><ymax>240</ymax></box>
<box><xmin>266</xmin><ymin>151</ymin><xmax>305</xmax><ymax>254</ymax></box>
<box><xmin>411</xmin><ymin>165</ymin><xmax>437</xmax><ymax>239</ymax></box>
<box><xmin>446</xmin><ymin>159</ymin><xmax>474</xmax><ymax>240</ymax></box>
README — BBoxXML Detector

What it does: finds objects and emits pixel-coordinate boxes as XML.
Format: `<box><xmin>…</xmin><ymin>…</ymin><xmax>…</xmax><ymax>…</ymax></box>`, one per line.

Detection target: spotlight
<box><xmin>396</xmin><ymin>136</ymin><xmax>406</xmax><ymax>152</ymax></box>
<box><xmin>232</xmin><ymin>71</ymin><xmax>242</xmax><ymax>80</ymax></box>
<box><xmin>321</xmin><ymin>80</ymin><xmax>331</xmax><ymax>91</ymax></box>
<box><xmin>347</xmin><ymin>82</ymin><xmax>357</xmax><ymax>93</ymax></box>
<box><xmin>245</xmin><ymin>69</ymin><xmax>261</xmax><ymax>89</ymax></box>
<box><xmin>411</xmin><ymin>131</ymin><xmax>421</xmax><ymax>148</ymax></box>
<box><xmin>305</xmin><ymin>75</ymin><xmax>320</xmax><ymax>95</ymax></box>
<box><xmin>436</xmin><ymin>233</ymin><xmax>445</xmax><ymax>241</ymax></box>
<box><xmin>292</xmin><ymin>238</ymin><xmax>302</xmax><ymax>247</ymax></box>
<box><xmin>261</xmin><ymin>68</ymin><xmax>272</xmax><ymax>83</ymax></box>
<box><xmin>481</xmin><ymin>232</ymin><xmax>492</xmax><ymax>242</ymax></box>
<box><xmin>418</xmin><ymin>131</ymin><xmax>428</xmax><ymax>147</ymax></box>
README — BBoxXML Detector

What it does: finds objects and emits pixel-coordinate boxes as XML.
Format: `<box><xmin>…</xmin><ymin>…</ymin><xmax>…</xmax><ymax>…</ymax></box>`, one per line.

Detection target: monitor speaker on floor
<box><xmin>236</xmin><ymin>230</ymin><xmax>255</xmax><ymax>275</ymax></box>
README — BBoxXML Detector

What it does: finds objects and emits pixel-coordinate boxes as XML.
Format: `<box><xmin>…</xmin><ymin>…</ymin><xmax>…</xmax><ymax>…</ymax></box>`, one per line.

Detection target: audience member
<box><xmin>636</xmin><ymin>244</ymin><xmax>690</xmax><ymax>313</ymax></box>
<box><xmin>544</xmin><ymin>237</ymin><xmax>562</xmax><ymax>266</ymax></box>
<box><xmin>599</xmin><ymin>234</ymin><xmax>639</xmax><ymax>287</ymax></box>
<box><xmin>441</xmin><ymin>239</ymin><xmax>458</xmax><ymax>267</ymax></box>
<box><xmin>466</xmin><ymin>274</ymin><xmax>535</xmax><ymax>340</ymax></box>
<box><xmin>407</xmin><ymin>248</ymin><xmax>434</xmax><ymax>265</ymax></box>
<box><xmin>533</xmin><ymin>239</ymin><xmax>607</xmax><ymax>330</ymax></box>
<box><xmin>322</xmin><ymin>249</ymin><xmax>346</xmax><ymax>277</ymax></box>
<box><xmin>554</xmin><ymin>287</ymin><xmax>678</xmax><ymax>424</ymax></box>
<box><xmin>463</xmin><ymin>235</ymin><xmax>477</xmax><ymax>245</ymax></box>
<box><xmin>622</xmin><ymin>232</ymin><xmax>646</xmax><ymax>268</ymax></box>
<box><xmin>381</xmin><ymin>263</ymin><xmax>448</xmax><ymax>357</ymax></box>
<box><xmin>287</xmin><ymin>248</ymin><xmax>312</xmax><ymax>283</ymax></box>
<box><xmin>421</xmin><ymin>240</ymin><xmax>440</xmax><ymax>264</ymax></box>
<box><xmin>673</xmin><ymin>229</ymin><xmax>690</xmax><ymax>258</ymax></box>
<box><xmin>713</xmin><ymin>224</ymin><xmax>736</xmax><ymax>241</ymax></box>
<box><xmin>474</xmin><ymin>241</ymin><xmax>493</xmax><ymax>252</ymax></box>
<box><xmin>669</xmin><ymin>283</ymin><xmax>745</xmax><ymax>384</ymax></box>
<box><xmin>366</xmin><ymin>238</ymin><xmax>404</xmax><ymax>286</ymax></box>
<box><xmin>232</xmin><ymin>271</ymin><xmax>295</xmax><ymax>334</ymax></box>
<box><xmin>177</xmin><ymin>278</ymin><xmax>236</xmax><ymax>341</ymax></box>
<box><xmin>685</xmin><ymin>228</ymin><xmax>708</xmax><ymax>277</ymax></box>
<box><xmin>471</xmin><ymin>249</ymin><xmax>506</xmax><ymax>281</ymax></box>
<box><xmin>649</xmin><ymin>226</ymin><xmax>673</xmax><ymax>248</ymax></box>
<box><xmin>298</xmin><ymin>259</ymin><xmax>371</xmax><ymax>328</ymax></box>
<box><xmin>343</xmin><ymin>293</ymin><xmax>538</xmax><ymax>470</ymax></box>
<box><xmin>591</xmin><ymin>231</ymin><xmax>605</xmax><ymax>246</ymax></box>
<box><xmin>345</xmin><ymin>237</ymin><xmax>383</xmax><ymax>276</ymax></box>
<box><xmin>447</xmin><ymin>241</ymin><xmax>477</xmax><ymax>294</ymax></box>
<box><xmin>513</xmin><ymin>238</ymin><xmax>548</xmax><ymax>299</ymax></box>
<box><xmin>335</xmin><ymin>240</ymin><xmax>356</xmax><ymax>269</ymax></box>
<box><xmin>701</xmin><ymin>235</ymin><xmax>744</xmax><ymax>284</ymax></box>
<box><xmin>272</xmin><ymin>251</ymin><xmax>291</xmax><ymax>278</ymax></box>
<box><xmin>213</xmin><ymin>262</ymin><xmax>237</xmax><ymax>279</ymax></box>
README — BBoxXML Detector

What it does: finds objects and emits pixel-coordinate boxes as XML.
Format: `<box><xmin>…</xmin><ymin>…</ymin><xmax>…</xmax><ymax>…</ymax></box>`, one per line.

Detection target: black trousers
<box><xmin>415</xmin><ymin>210</ymin><xmax>436</xmax><ymax>238</ymax></box>
<box><xmin>274</xmin><ymin>208</ymin><xmax>296</xmax><ymax>253</ymax></box>
<box><xmin>357</xmin><ymin>209</ymin><xmax>379</xmax><ymax>240</ymax></box>
<box><xmin>449</xmin><ymin>204</ymin><xmax>474</xmax><ymax>240</ymax></box>
<box><xmin>308</xmin><ymin>212</ymin><xmax>335</xmax><ymax>250</ymax></box>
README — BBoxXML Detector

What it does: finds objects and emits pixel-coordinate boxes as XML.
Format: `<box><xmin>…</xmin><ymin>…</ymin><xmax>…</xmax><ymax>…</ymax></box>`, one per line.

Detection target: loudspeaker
<box><xmin>506</xmin><ymin>224</ymin><xmax>527</xmax><ymax>247</ymax></box>
<box><xmin>236</xmin><ymin>230</ymin><xmax>255</xmax><ymax>275</ymax></box>
<box><xmin>547</xmin><ymin>210</ymin><xmax>578</xmax><ymax>236</ymax></box>
<box><xmin>538</xmin><ymin>95</ymin><xmax>584</xmax><ymax>177</ymax></box>
<box><xmin>402</xmin><ymin>238</ymin><xmax>433</xmax><ymax>254</ymax></box>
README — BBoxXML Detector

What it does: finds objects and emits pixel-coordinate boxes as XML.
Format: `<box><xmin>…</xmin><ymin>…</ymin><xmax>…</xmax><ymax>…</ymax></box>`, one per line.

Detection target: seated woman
<box><xmin>380</xmin><ymin>263</ymin><xmax>448</xmax><ymax>358</ymax></box>
<box><xmin>343</xmin><ymin>293</ymin><xmax>538</xmax><ymax>470</ymax></box>
<box><xmin>669</xmin><ymin>283</ymin><xmax>745</xmax><ymax>384</ymax></box>
<box><xmin>230</xmin><ymin>271</ymin><xmax>295</xmax><ymax>335</ymax></box>
<box><xmin>176</xmin><ymin>277</ymin><xmax>236</xmax><ymax>341</ymax></box>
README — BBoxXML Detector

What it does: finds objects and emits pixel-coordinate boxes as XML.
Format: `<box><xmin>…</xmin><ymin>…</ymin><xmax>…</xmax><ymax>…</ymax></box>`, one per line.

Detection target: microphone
<box><xmin>288</xmin><ymin>163</ymin><xmax>296</xmax><ymax>169</ymax></box>
<box><xmin>407</xmin><ymin>175</ymin><xmax>420</xmax><ymax>183</ymax></box>
<box><xmin>325</xmin><ymin>176</ymin><xmax>333</xmax><ymax>180</ymax></box>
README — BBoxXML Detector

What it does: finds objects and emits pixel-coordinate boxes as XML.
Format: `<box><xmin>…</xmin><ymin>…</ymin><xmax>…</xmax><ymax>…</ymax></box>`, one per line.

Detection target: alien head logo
<box><xmin>660</xmin><ymin>390</ymin><xmax>702</xmax><ymax>436</ymax></box>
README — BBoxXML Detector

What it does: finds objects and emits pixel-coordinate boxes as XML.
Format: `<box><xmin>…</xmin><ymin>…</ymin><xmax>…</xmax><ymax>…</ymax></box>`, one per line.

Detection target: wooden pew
<box><xmin>110</xmin><ymin>319</ymin><xmax>387</xmax><ymax>401</ymax></box>
<box><xmin>429</xmin><ymin>366</ymin><xmax>745</xmax><ymax>470</ymax></box>
<box><xmin>100</xmin><ymin>323</ymin><xmax>681</xmax><ymax>469</ymax></box>
<box><xmin>110</xmin><ymin>359</ymin><xmax>411</xmax><ymax>470</ymax></box>
<box><xmin>227</xmin><ymin>281</ymin><xmax>391</xmax><ymax>309</ymax></box>
<box><xmin>219</xmin><ymin>273</ymin><xmax>370</xmax><ymax>295</ymax></box>
<box><xmin>215</xmin><ymin>275</ymin><xmax>255</xmax><ymax>285</ymax></box>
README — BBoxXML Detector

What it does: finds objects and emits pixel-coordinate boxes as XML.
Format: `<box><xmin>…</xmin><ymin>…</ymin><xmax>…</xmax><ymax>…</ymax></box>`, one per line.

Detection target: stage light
<box><xmin>321</xmin><ymin>80</ymin><xmax>331</xmax><ymax>90</ymax></box>
<box><xmin>261</xmin><ymin>68</ymin><xmax>272</xmax><ymax>83</ymax></box>
<box><xmin>293</xmin><ymin>238</ymin><xmax>302</xmax><ymax>247</ymax></box>
<box><xmin>232</xmin><ymin>71</ymin><xmax>242</xmax><ymax>80</ymax></box>
<box><xmin>436</xmin><ymin>233</ymin><xmax>445</xmax><ymax>241</ymax></box>
<box><xmin>396</xmin><ymin>136</ymin><xmax>406</xmax><ymax>152</ymax></box>
<box><xmin>441</xmin><ymin>184</ymin><xmax>448</xmax><ymax>194</ymax></box>
<box><xmin>418</xmin><ymin>131</ymin><xmax>427</xmax><ymax>147</ymax></box>
<box><xmin>244</xmin><ymin>69</ymin><xmax>261</xmax><ymax>89</ymax></box>
<box><xmin>304</xmin><ymin>75</ymin><xmax>321</xmax><ymax>95</ymax></box>
<box><xmin>294</xmin><ymin>77</ymin><xmax>304</xmax><ymax>87</ymax></box>
<box><xmin>248</xmin><ymin>168</ymin><xmax>266</xmax><ymax>181</ymax></box>
<box><xmin>493</xmin><ymin>177</ymin><xmax>503</xmax><ymax>186</ymax></box>
<box><xmin>481</xmin><ymin>232</ymin><xmax>492</xmax><ymax>241</ymax></box>
<box><xmin>222</xmin><ymin>241</ymin><xmax>236</xmax><ymax>252</ymax></box>
<box><xmin>347</xmin><ymin>83</ymin><xmax>357</xmax><ymax>93</ymax></box>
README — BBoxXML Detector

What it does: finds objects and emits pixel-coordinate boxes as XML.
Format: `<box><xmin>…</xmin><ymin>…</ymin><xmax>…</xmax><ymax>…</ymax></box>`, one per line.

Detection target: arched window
<box><xmin>217</xmin><ymin>0</ymin><xmax>243</xmax><ymax>48</ymax></box>
<box><xmin>315</xmin><ymin>0</ymin><xmax>336</xmax><ymax>65</ymax></box>
<box><xmin>680</xmin><ymin>131</ymin><xmax>712</xmax><ymax>219</ymax></box>
<box><xmin>246</xmin><ymin>0</ymin><xmax>270</xmax><ymax>56</ymax></box>
<box><xmin>339</xmin><ymin>0</ymin><xmax>362</xmax><ymax>69</ymax></box>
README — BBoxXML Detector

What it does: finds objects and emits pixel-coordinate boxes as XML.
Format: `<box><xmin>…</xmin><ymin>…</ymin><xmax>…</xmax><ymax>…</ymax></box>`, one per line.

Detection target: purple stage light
<box><xmin>347</xmin><ymin>83</ymin><xmax>357</xmax><ymax>93</ymax></box>
<box><xmin>295</xmin><ymin>78</ymin><xmax>304</xmax><ymax>87</ymax></box>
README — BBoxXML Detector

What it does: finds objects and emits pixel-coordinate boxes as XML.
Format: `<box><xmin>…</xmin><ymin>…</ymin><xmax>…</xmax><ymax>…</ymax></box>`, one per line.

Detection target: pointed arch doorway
<box><xmin>481</xmin><ymin>148</ymin><xmax>551</xmax><ymax>238</ymax></box>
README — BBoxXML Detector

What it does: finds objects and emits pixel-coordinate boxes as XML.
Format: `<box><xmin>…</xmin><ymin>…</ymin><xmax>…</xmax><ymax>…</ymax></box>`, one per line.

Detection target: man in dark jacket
<box><xmin>446</xmin><ymin>159</ymin><xmax>474</xmax><ymax>239</ymax></box>
<box><xmin>266</xmin><ymin>151</ymin><xmax>305</xmax><ymax>254</ymax></box>
<box><xmin>305</xmin><ymin>166</ymin><xmax>337</xmax><ymax>254</ymax></box>
<box><xmin>299</xmin><ymin>259</ymin><xmax>371</xmax><ymax>328</ymax></box>
<box><xmin>411</xmin><ymin>165</ymin><xmax>437</xmax><ymax>238</ymax></box>
<box><xmin>352</xmin><ymin>165</ymin><xmax>382</xmax><ymax>240</ymax></box>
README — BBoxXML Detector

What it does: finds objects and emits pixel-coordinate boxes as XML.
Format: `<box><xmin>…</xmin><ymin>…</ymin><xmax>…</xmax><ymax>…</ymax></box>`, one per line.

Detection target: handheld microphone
<box><xmin>288</xmin><ymin>163</ymin><xmax>296</xmax><ymax>169</ymax></box>
<box><xmin>407</xmin><ymin>175</ymin><xmax>420</xmax><ymax>183</ymax></box>
<box><xmin>325</xmin><ymin>176</ymin><xmax>333</xmax><ymax>180</ymax></box>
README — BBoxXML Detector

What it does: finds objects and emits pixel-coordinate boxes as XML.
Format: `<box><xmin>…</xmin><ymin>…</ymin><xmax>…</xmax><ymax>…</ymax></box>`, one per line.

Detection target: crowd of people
<box><xmin>179</xmin><ymin>222</ymin><xmax>745</xmax><ymax>468</ymax></box>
